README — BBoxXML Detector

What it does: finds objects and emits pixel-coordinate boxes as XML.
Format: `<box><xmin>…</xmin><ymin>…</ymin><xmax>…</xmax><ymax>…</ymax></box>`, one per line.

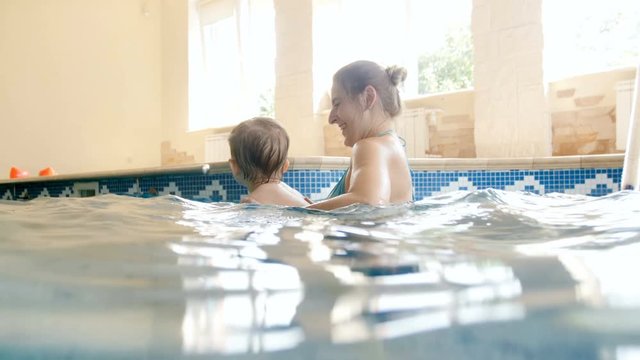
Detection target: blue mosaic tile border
<box><xmin>412</xmin><ymin>168</ymin><xmax>623</xmax><ymax>199</ymax></box>
<box><xmin>0</xmin><ymin>168</ymin><xmax>623</xmax><ymax>202</ymax></box>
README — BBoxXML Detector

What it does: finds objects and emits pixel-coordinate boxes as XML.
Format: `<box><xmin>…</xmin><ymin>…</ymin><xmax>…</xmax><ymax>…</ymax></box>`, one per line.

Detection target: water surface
<box><xmin>1</xmin><ymin>190</ymin><xmax>639</xmax><ymax>359</ymax></box>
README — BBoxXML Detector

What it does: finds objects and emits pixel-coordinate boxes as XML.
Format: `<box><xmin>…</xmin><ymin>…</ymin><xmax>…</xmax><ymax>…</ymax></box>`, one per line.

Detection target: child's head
<box><xmin>228</xmin><ymin>117</ymin><xmax>290</xmax><ymax>185</ymax></box>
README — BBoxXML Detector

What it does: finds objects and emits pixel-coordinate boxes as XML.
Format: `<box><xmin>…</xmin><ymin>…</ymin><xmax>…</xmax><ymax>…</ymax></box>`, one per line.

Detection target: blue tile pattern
<box><xmin>0</xmin><ymin>167</ymin><xmax>623</xmax><ymax>202</ymax></box>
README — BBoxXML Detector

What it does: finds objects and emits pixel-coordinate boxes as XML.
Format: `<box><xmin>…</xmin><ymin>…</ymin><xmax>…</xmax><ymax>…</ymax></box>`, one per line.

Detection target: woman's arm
<box><xmin>307</xmin><ymin>139</ymin><xmax>390</xmax><ymax>210</ymax></box>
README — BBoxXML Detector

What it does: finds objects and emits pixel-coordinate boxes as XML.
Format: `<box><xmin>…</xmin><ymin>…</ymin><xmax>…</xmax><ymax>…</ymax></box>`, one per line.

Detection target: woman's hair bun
<box><xmin>385</xmin><ymin>65</ymin><xmax>408</xmax><ymax>87</ymax></box>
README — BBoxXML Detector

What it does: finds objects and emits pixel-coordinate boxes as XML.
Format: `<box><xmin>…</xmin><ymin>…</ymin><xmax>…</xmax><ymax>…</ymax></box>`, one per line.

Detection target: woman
<box><xmin>308</xmin><ymin>60</ymin><xmax>413</xmax><ymax>210</ymax></box>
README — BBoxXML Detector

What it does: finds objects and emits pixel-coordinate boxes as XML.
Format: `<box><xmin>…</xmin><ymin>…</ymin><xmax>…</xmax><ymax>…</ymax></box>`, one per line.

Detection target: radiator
<box><xmin>616</xmin><ymin>79</ymin><xmax>635</xmax><ymax>150</ymax></box>
<box><xmin>204</xmin><ymin>133</ymin><xmax>231</xmax><ymax>162</ymax></box>
<box><xmin>395</xmin><ymin>108</ymin><xmax>430</xmax><ymax>157</ymax></box>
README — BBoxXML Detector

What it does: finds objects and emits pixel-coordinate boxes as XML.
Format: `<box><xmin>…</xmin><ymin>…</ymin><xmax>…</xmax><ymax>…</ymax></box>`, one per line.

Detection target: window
<box><xmin>312</xmin><ymin>0</ymin><xmax>472</xmax><ymax>102</ymax></box>
<box><xmin>412</xmin><ymin>0</ymin><xmax>473</xmax><ymax>95</ymax></box>
<box><xmin>190</xmin><ymin>0</ymin><xmax>275</xmax><ymax>131</ymax></box>
<box><xmin>543</xmin><ymin>0</ymin><xmax>640</xmax><ymax>81</ymax></box>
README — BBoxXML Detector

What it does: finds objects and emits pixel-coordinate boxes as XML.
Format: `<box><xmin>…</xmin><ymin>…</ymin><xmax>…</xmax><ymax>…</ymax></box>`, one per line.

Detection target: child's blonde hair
<box><xmin>228</xmin><ymin>117</ymin><xmax>289</xmax><ymax>184</ymax></box>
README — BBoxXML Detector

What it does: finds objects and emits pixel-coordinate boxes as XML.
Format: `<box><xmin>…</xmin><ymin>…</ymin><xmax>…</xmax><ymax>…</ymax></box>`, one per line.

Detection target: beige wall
<box><xmin>274</xmin><ymin>0</ymin><xmax>324</xmax><ymax>157</ymax></box>
<box><xmin>160</xmin><ymin>0</ymin><xmax>208</xmax><ymax>165</ymax></box>
<box><xmin>1</xmin><ymin>0</ymin><xmax>634</xmax><ymax>179</ymax></box>
<box><xmin>0</xmin><ymin>0</ymin><xmax>164</xmax><ymax>178</ymax></box>
<box><xmin>405</xmin><ymin>91</ymin><xmax>476</xmax><ymax>158</ymax></box>
<box><xmin>548</xmin><ymin>67</ymin><xmax>636</xmax><ymax>155</ymax></box>
<box><xmin>472</xmin><ymin>0</ymin><xmax>550</xmax><ymax>157</ymax></box>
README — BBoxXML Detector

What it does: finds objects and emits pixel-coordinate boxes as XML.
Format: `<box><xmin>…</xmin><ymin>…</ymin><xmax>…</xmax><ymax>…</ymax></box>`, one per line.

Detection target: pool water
<box><xmin>1</xmin><ymin>190</ymin><xmax>639</xmax><ymax>359</ymax></box>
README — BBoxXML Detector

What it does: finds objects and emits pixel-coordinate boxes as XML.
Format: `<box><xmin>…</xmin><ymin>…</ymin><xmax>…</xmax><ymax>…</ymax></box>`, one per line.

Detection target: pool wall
<box><xmin>0</xmin><ymin>155</ymin><xmax>624</xmax><ymax>202</ymax></box>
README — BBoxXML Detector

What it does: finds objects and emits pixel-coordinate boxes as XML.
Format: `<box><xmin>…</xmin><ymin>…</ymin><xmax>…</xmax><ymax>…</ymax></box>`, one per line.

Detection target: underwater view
<box><xmin>1</xmin><ymin>190</ymin><xmax>639</xmax><ymax>359</ymax></box>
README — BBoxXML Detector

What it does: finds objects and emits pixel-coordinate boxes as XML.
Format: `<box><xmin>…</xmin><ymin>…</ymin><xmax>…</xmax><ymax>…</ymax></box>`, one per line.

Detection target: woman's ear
<box><xmin>363</xmin><ymin>85</ymin><xmax>377</xmax><ymax>110</ymax></box>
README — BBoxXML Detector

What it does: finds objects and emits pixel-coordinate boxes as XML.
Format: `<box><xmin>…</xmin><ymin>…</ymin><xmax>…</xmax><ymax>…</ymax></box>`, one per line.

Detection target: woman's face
<box><xmin>329</xmin><ymin>83</ymin><xmax>365</xmax><ymax>147</ymax></box>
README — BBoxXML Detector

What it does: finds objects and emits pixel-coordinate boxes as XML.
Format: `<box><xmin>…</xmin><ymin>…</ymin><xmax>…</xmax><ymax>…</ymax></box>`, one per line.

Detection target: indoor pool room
<box><xmin>1</xmin><ymin>0</ymin><xmax>640</xmax><ymax>359</ymax></box>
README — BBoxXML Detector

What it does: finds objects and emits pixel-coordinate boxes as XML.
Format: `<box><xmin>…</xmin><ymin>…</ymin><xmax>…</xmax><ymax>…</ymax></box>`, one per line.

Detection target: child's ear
<box><xmin>229</xmin><ymin>158</ymin><xmax>240</xmax><ymax>176</ymax></box>
<box><xmin>282</xmin><ymin>159</ymin><xmax>290</xmax><ymax>173</ymax></box>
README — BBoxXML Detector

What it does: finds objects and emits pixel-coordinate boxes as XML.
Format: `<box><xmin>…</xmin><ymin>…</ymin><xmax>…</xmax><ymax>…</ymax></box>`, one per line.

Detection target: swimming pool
<box><xmin>0</xmin><ymin>154</ymin><xmax>625</xmax><ymax>202</ymax></box>
<box><xmin>1</xmin><ymin>186</ymin><xmax>639</xmax><ymax>359</ymax></box>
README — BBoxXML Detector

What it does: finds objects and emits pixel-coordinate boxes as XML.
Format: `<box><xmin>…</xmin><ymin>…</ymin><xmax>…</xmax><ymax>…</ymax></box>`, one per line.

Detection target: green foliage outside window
<box><xmin>418</xmin><ymin>27</ymin><xmax>473</xmax><ymax>94</ymax></box>
<box><xmin>258</xmin><ymin>88</ymin><xmax>275</xmax><ymax>118</ymax></box>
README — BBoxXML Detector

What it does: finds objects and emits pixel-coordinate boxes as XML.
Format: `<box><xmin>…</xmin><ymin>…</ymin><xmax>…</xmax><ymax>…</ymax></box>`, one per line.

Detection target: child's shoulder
<box><xmin>250</xmin><ymin>182</ymin><xmax>308</xmax><ymax>207</ymax></box>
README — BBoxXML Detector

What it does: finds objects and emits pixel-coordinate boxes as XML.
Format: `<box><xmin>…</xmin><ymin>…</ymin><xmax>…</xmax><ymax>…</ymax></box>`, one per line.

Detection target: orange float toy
<box><xmin>39</xmin><ymin>167</ymin><xmax>56</xmax><ymax>176</ymax></box>
<box><xmin>9</xmin><ymin>167</ymin><xmax>29</xmax><ymax>179</ymax></box>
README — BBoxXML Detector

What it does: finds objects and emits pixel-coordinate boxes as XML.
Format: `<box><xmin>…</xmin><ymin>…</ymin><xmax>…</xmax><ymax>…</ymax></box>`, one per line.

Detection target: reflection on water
<box><xmin>0</xmin><ymin>190</ymin><xmax>640</xmax><ymax>358</ymax></box>
<box><xmin>173</xmin><ymin>235</ymin><xmax>305</xmax><ymax>354</ymax></box>
<box><xmin>182</xmin><ymin>293</ymin><xmax>304</xmax><ymax>354</ymax></box>
<box><xmin>615</xmin><ymin>347</ymin><xmax>640</xmax><ymax>360</ymax></box>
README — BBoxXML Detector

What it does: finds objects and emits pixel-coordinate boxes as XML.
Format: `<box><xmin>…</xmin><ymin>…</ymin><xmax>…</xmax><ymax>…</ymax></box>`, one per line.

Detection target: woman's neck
<box><xmin>364</xmin><ymin>104</ymin><xmax>394</xmax><ymax>136</ymax></box>
<box><xmin>367</xmin><ymin>120</ymin><xmax>394</xmax><ymax>138</ymax></box>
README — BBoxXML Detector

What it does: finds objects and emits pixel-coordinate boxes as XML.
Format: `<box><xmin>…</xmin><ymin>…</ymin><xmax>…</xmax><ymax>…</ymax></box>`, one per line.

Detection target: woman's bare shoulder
<box><xmin>352</xmin><ymin>136</ymin><xmax>397</xmax><ymax>160</ymax></box>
